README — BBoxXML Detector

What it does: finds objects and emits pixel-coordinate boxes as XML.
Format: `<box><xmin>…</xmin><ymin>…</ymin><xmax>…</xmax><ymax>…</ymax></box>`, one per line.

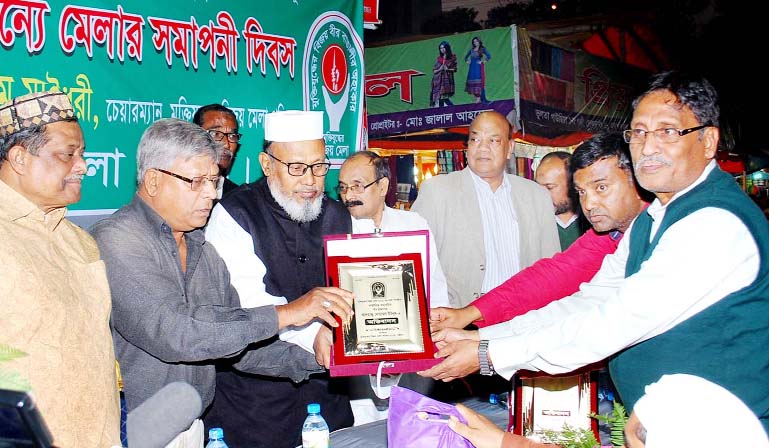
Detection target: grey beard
<box><xmin>267</xmin><ymin>176</ymin><xmax>323</xmax><ymax>223</ymax></box>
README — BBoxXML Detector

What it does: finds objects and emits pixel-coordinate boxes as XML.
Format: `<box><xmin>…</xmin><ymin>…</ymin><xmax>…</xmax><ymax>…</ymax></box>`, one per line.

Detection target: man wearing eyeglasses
<box><xmin>91</xmin><ymin>118</ymin><xmax>353</xmax><ymax>445</ymax></box>
<box><xmin>337</xmin><ymin>150</ymin><xmax>450</xmax><ymax>417</ymax></box>
<box><xmin>193</xmin><ymin>104</ymin><xmax>242</xmax><ymax>197</ymax></box>
<box><xmin>423</xmin><ymin>71</ymin><xmax>769</xmax><ymax>432</ymax></box>
<box><xmin>338</xmin><ymin>150</ymin><xmax>449</xmax><ymax>308</ymax></box>
<box><xmin>204</xmin><ymin>110</ymin><xmax>355</xmax><ymax>447</ymax></box>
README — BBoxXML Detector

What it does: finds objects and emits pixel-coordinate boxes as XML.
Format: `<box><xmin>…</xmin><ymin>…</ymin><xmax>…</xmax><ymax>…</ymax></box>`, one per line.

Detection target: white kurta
<box><xmin>350</xmin><ymin>206</ymin><xmax>450</xmax><ymax>308</ymax></box>
<box><xmin>205</xmin><ymin>203</ymin><xmax>321</xmax><ymax>353</ymax></box>
<box><xmin>482</xmin><ymin>161</ymin><xmax>760</xmax><ymax>379</ymax></box>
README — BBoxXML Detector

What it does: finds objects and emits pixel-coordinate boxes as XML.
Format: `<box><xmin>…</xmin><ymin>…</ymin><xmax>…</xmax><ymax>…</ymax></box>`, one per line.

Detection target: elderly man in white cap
<box><xmin>0</xmin><ymin>91</ymin><xmax>121</xmax><ymax>446</ymax></box>
<box><xmin>205</xmin><ymin>110</ymin><xmax>354</xmax><ymax>448</ymax></box>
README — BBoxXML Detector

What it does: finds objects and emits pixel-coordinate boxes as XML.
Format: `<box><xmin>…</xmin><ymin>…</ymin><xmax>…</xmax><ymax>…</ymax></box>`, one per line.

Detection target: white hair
<box><xmin>136</xmin><ymin>118</ymin><xmax>220</xmax><ymax>185</ymax></box>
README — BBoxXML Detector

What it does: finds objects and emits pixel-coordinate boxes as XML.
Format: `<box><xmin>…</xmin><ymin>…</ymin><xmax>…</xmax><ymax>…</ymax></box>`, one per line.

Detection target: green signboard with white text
<box><xmin>0</xmin><ymin>0</ymin><xmax>364</xmax><ymax>216</ymax></box>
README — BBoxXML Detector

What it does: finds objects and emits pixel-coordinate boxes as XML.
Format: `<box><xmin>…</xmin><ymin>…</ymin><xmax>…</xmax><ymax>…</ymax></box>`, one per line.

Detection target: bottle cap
<box><xmin>209</xmin><ymin>427</ymin><xmax>223</xmax><ymax>440</ymax></box>
<box><xmin>307</xmin><ymin>403</ymin><xmax>321</xmax><ymax>414</ymax></box>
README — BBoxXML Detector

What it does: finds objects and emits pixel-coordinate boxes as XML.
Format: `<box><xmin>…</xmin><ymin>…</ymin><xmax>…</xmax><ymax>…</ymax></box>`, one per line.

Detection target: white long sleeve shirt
<box><xmin>350</xmin><ymin>206</ymin><xmax>450</xmax><ymax>308</ymax></box>
<box><xmin>205</xmin><ymin>204</ymin><xmax>321</xmax><ymax>354</ymax></box>
<box><xmin>481</xmin><ymin>161</ymin><xmax>760</xmax><ymax>380</ymax></box>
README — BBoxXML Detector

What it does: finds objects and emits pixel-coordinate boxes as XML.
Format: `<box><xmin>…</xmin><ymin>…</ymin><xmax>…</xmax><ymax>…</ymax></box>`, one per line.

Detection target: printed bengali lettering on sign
<box><xmin>1</xmin><ymin>0</ymin><xmax>362</xmax><ymax>214</ymax></box>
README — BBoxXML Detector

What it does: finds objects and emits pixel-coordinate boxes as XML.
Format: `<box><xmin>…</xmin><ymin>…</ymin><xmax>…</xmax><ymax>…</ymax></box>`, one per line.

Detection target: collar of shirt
<box><xmin>468</xmin><ymin>169</ymin><xmax>511</xmax><ymax>197</ymax></box>
<box><xmin>130</xmin><ymin>194</ymin><xmax>205</xmax><ymax>247</ymax></box>
<box><xmin>556</xmin><ymin>214</ymin><xmax>578</xmax><ymax>228</ymax></box>
<box><xmin>0</xmin><ymin>178</ymin><xmax>66</xmax><ymax>230</ymax></box>
<box><xmin>351</xmin><ymin>205</ymin><xmax>391</xmax><ymax>233</ymax></box>
<box><xmin>646</xmin><ymin>160</ymin><xmax>717</xmax><ymax>223</ymax></box>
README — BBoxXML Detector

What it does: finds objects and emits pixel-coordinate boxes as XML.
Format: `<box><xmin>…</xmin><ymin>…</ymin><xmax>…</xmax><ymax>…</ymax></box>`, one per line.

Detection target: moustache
<box><xmin>635</xmin><ymin>155</ymin><xmax>672</xmax><ymax>168</ymax></box>
<box><xmin>64</xmin><ymin>174</ymin><xmax>84</xmax><ymax>183</ymax></box>
<box><xmin>345</xmin><ymin>200</ymin><xmax>364</xmax><ymax>208</ymax></box>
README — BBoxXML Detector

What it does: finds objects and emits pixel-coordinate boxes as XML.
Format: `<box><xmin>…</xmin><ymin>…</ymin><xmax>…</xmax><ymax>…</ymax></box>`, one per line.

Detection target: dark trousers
<box><xmin>204</xmin><ymin>369</ymin><xmax>353</xmax><ymax>448</ymax></box>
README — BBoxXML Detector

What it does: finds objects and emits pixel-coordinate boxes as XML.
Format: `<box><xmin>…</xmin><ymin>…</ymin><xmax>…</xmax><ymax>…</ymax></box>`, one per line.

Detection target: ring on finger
<box><xmin>322</xmin><ymin>300</ymin><xmax>332</xmax><ymax>308</ymax></box>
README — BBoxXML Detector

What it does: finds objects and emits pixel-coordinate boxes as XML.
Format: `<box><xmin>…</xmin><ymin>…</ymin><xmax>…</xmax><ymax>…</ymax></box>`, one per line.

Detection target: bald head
<box><xmin>472</xmin><ymin>111</ymin><xmax>511</xmax><ymax>138</ymax></box>
<box><xmin>536</xmin><ymin>152</ymin><xmax>574</xmax><ymax>218</ymax></box>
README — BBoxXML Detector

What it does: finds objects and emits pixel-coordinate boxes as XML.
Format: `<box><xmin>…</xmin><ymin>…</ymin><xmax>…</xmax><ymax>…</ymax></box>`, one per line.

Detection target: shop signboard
<box><xmin>0</xmin><ymin>0</ymin><xmax>364</xmax><ymax>217</ymax></box>
<box><xmin>363</xmin><ymin>0</ymin><xmax>381</xmax><ymax>29</ymax></box>
<box><xmin>365</xmin><ymin>26</ymin><xmax>517</xmax><ymax>138</ymax></box>
<box><xmin>517</xmin><ymin>28</ymin><xmax>649</xmax><ymax>137</ymax></box>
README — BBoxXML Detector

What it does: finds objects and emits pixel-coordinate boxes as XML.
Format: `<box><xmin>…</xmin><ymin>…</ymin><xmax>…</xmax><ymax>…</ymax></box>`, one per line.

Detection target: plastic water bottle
<box><xmin>205</xmin><ymin>427</ymin><xmax>229</xmax><ymax>448</ymax></box>
<box><xmin>489</xmin><ymin>392</ymin><xmax>509</xmax><ymax>409</ymax></box>
<box><xmin>302</xmin><ymin>403</ymin><xmax>330</xmax><ymax>448</ymax></box>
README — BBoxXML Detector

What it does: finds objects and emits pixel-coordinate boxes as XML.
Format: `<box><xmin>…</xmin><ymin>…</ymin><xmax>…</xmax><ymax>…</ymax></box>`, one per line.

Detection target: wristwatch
<box><xmin>478</xmin><ymin>340</ymin><xmax>495</xmax><ymax>376</ymax></box>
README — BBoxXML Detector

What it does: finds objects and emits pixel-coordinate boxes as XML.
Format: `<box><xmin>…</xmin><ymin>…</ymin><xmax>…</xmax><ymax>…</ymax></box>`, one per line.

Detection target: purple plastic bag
<box><xmin>387</xmin><ymin>386</ymin><xmax>475</xmax><ymax>448</ymax></box>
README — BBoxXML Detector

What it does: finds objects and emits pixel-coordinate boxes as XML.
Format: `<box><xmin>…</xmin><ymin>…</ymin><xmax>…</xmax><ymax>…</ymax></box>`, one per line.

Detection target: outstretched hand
<box><xmin>430</xmin><ymin>306</ymin><xmax>482</xmax><ymax>332</ymax></box>
<box><xmin>417</xmin><ymin>339</ymin><xmax>480</xmax><ymax>382</ymax></box>
<box><xmin>449</xmin><ymin>404</ymin><xmax>553</xmax><ymax>448</ymax></box>
<box><xmin>447</xmin><ymin>403</ymin><xmax>505</xmax><ymax>448</ymax></box>
<box><xmin>431</xmin><ymin>327</ymin><xmax>479</xmax><ymax>350</ymax></box>
<box><xmin>276</xmin><ymin>286</ymin><xmax>353</xmax><ymax>329</ymax></box>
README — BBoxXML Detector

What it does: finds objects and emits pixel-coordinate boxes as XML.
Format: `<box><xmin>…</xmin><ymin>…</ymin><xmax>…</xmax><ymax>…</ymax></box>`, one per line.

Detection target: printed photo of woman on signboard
<box><xmin>430</xmin><ymin>41</ymin><xmax>457</xmax><ymax>107</ymax></box>
<box><xmin>464</xmin><ymin>36</ymin><xmax>492</xmax><ymax>103</ymax></box>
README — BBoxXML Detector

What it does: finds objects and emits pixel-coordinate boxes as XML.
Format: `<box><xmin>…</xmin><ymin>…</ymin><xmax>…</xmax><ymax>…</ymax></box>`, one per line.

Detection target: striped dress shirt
<box><xmin>469</xmin><ymin>170</ymin><xmax>521</xmax><ymax>294</ymax></box>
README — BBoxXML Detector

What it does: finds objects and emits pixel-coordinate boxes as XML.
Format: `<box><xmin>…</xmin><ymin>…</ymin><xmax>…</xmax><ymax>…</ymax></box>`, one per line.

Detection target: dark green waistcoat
<box><xmin>609</xmin><ymin>167</ymin><xmax>769</xmax><ymax>433</ymax></box>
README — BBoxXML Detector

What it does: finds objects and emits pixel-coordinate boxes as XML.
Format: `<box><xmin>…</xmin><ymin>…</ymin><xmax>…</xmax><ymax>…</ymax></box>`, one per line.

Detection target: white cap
<box><xmin>634</xmin><ymin>374</ymin><xmax>769</xmax><ymax>448</ymax></box>
<box><xmin>264</xmin><ymin>110</ymin><xmax>324</xmax><ymax>142</ymax></box>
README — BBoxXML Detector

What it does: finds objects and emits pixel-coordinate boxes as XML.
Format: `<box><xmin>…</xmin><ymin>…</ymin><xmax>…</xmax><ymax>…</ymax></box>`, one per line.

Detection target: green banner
<box><xmin>0</xmin><ymin>0</ymin><xmax>364</xmax><ymax>214</ymax></box>
<box><xmin>364</xmin><ymin>27</ymin><xmax>514</xmax><ymax>114</ymax></box>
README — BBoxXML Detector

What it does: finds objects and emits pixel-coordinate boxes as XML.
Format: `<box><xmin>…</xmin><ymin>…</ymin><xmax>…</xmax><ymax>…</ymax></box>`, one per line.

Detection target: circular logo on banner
<box><xmin>303</xmin><ymin>12</ymin><xmax>364</xmax><ymax>165</ymax></box>
<box><xmin>322</xmin><ymin>44</ymin><xmax>347</xmax><ymax>95</ymax></box>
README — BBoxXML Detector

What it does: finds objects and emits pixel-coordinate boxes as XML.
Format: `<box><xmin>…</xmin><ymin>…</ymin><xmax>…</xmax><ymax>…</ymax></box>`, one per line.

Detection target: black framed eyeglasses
<box><xmin>207</xmin><ymin>129</ymin><xmax>242</xmax><ymax>143</ymax></box>
<box><xmin>622</xmin><ymin>124</ymin><xmax>712</xmax><ymax>145</ymax></box>
<box><xmin>266</xmin><ymin>152</ymin><xmax>331</xmax><ymax>177</ymax></box>
<box><xmin>155</xmin><ymin>168</ymin><xmax>223</xmax><ymax>191</ymax></box>
<box><xmin>335</xmin><ymin>177</ymin><xmax>385</xmax><ymax>195</ymax></box>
